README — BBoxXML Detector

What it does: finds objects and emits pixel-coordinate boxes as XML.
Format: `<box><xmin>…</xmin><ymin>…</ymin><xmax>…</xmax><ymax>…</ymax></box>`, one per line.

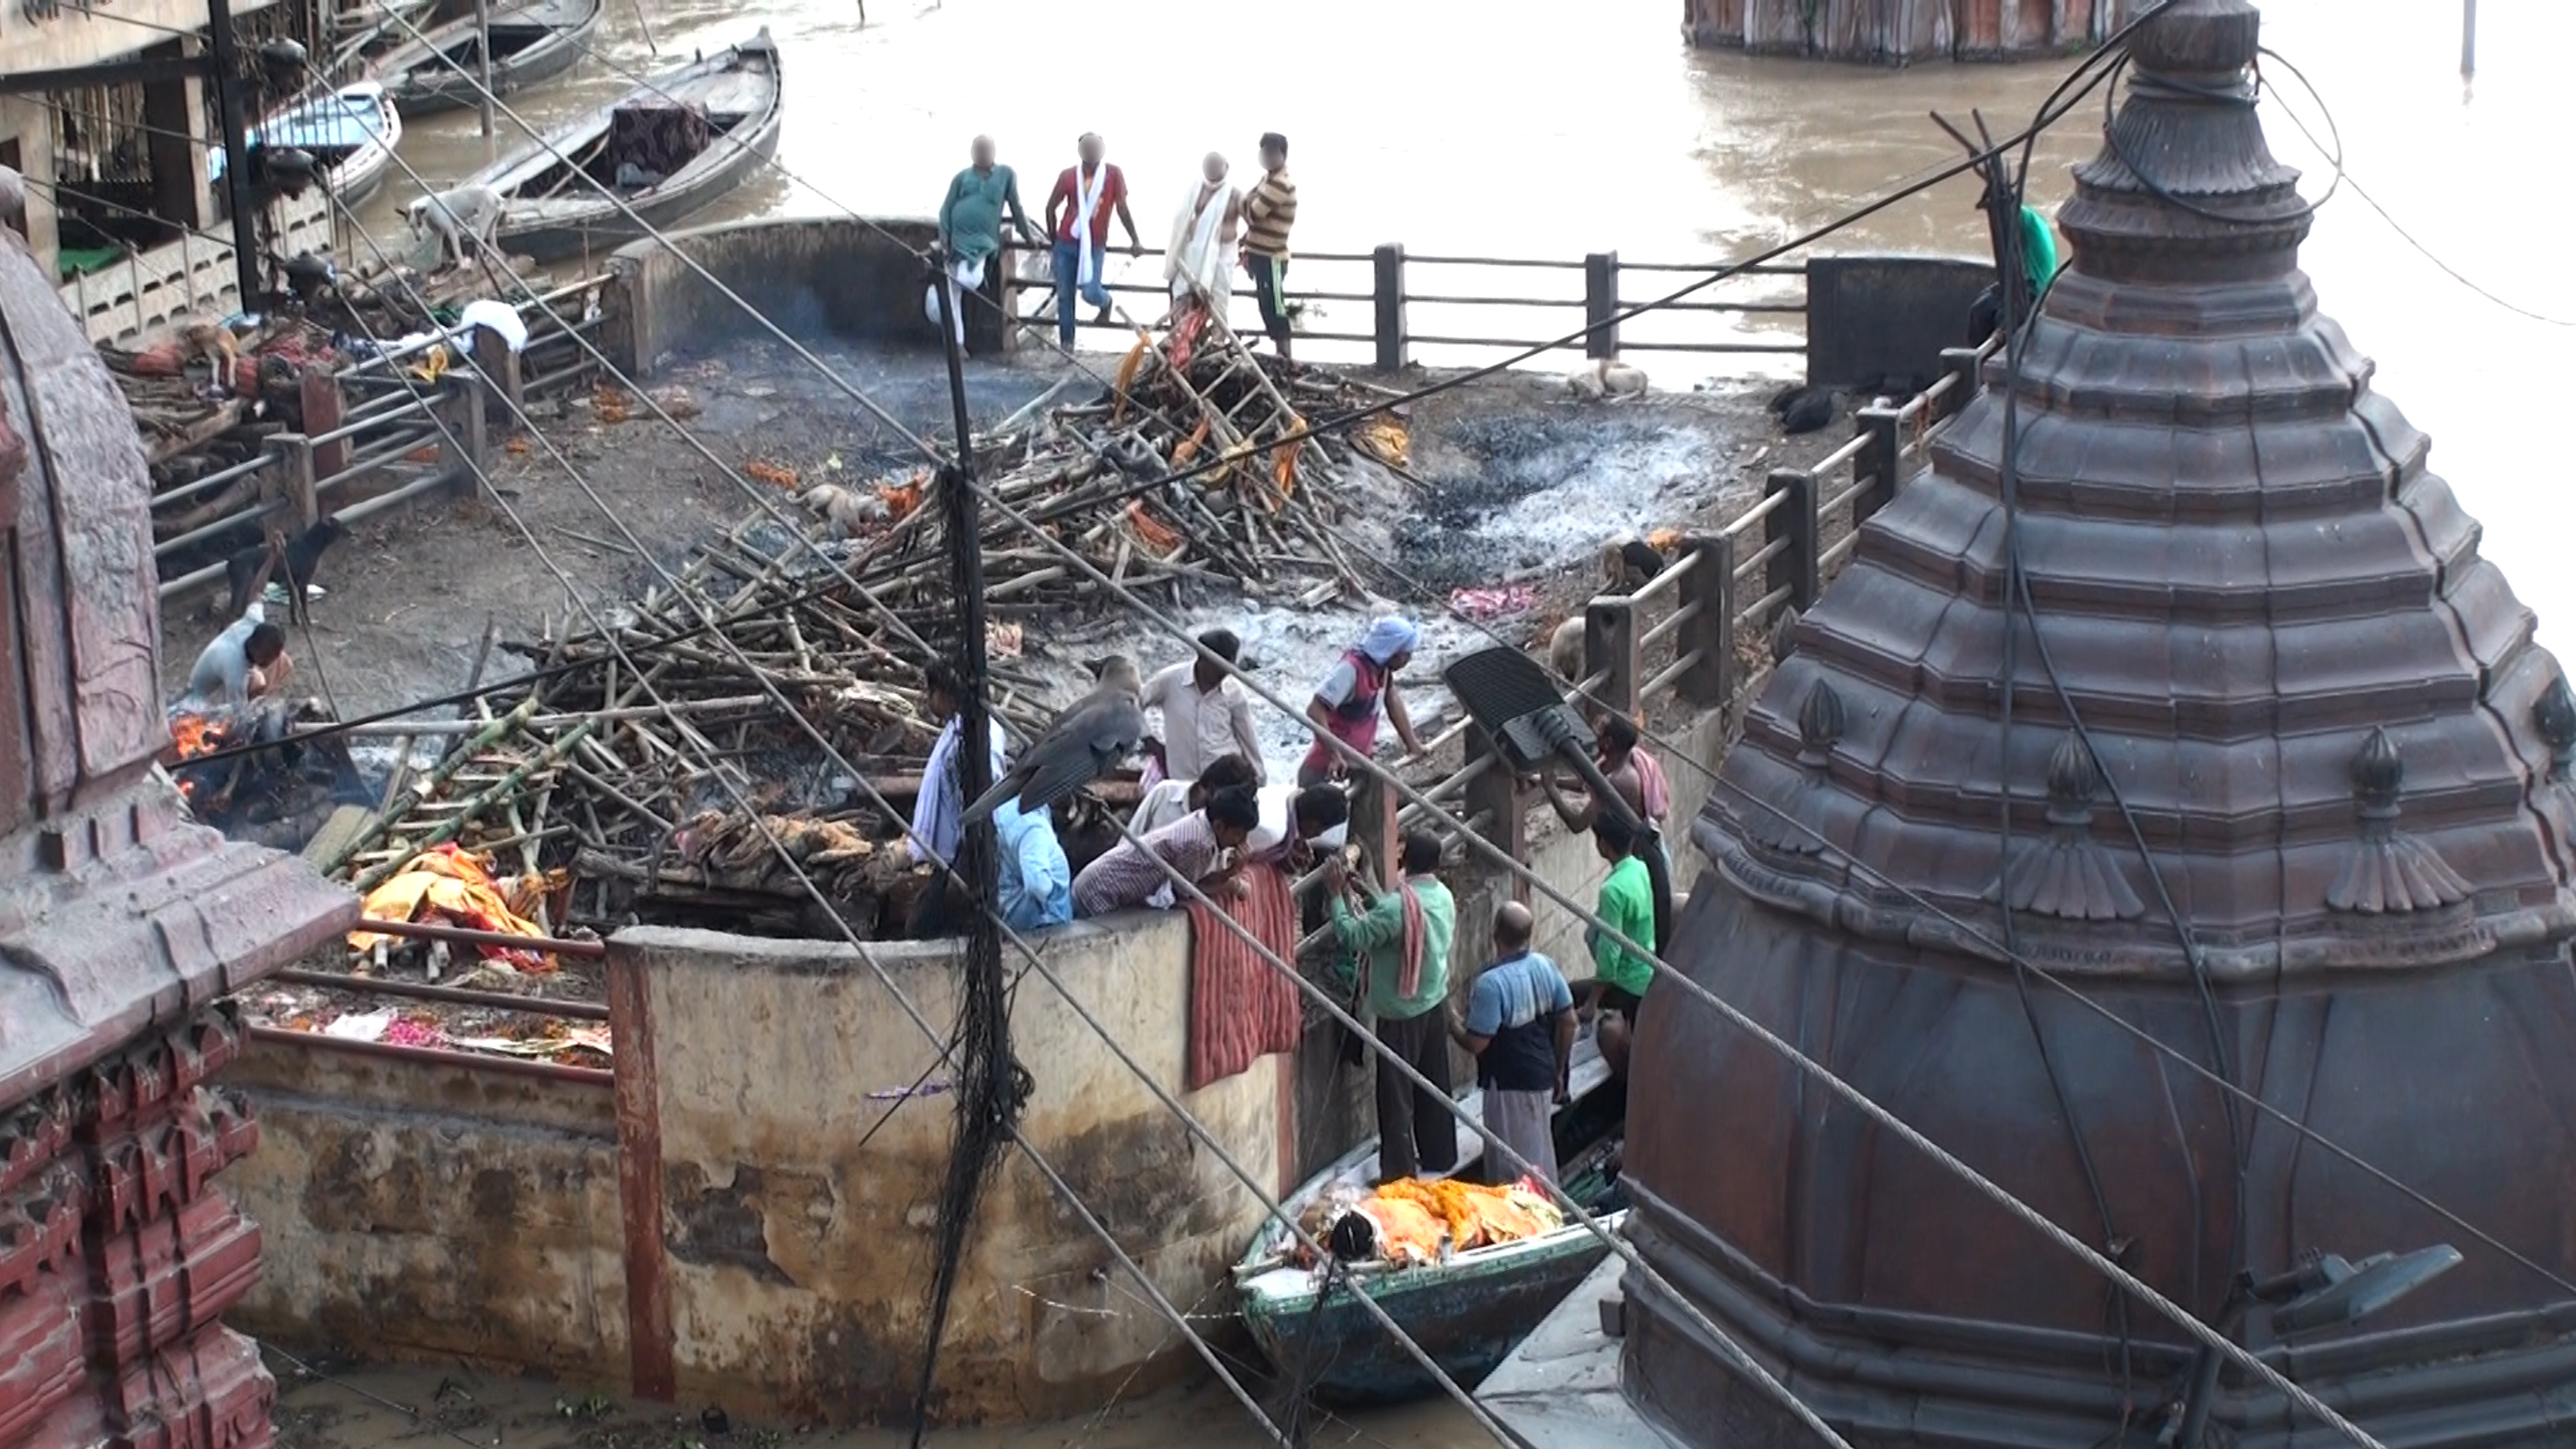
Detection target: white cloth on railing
<box><xmin>454</xmin><ymin>298</ymin><xmax>528</xmax><ymax>355</ymax></box>
<box><xmin>1164</xmin><ymin>180</ymin><xmax>1235</xmax><ymax>310</ymax></box>
<box><xmin>925</xmin><ymin>254</ymin><xmax>988</xmax><ymax>344</ymax></box>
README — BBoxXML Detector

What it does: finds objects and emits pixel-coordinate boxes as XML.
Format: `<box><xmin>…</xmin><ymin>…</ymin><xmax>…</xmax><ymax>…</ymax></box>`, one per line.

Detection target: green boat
<box><xmin>1233</xmin><ymin>1039</ymin><xmax>1627</xmax><ymax>1404</ymax></box>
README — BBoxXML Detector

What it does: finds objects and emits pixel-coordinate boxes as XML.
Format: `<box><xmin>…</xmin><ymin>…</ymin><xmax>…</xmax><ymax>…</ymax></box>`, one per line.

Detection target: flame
<box><xmin>168</xmin><ymin>712</ymin><xmax>219</xmax><ymax>760</ymax></box>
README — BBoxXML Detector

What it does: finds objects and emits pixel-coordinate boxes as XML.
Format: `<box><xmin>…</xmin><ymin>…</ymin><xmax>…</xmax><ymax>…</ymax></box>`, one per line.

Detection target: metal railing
<box><xmin>1002</xmin><ymin>242</ymin><xmax>1805</xmax><ymax>367</ymax></box>
<box><xmin>1381</xmin><ymin>333</ymin><xmax>2001</xmax><ymax>843</ymax></box>
<box><xmin>152</xmin><ymin>273</ymin><xmax>615</xmax><ymax>604</ymax></box>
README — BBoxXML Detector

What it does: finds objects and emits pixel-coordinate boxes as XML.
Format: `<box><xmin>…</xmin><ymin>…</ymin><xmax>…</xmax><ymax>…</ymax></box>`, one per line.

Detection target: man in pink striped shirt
<box><xmin>1072</xmin><ymin>787</ymin><xmax>1260</xmax><ymax>917</ymax></box>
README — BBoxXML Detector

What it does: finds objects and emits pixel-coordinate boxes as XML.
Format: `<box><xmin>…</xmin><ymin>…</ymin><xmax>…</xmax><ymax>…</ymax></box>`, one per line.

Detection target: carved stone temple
<box><xmin>1542</xmin><ymin>2</ymin><xmax>2576</xmax><ymax>1446</ymax></box>
<box><xmin>0</xmin><ymin>226</ymin><xmax>353</xmax><ymax>1444</ymax></box>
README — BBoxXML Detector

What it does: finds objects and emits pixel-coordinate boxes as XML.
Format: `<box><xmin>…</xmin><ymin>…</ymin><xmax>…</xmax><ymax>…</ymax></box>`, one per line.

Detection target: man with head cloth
<box><xmin>1300</xmin><ymin>615</ymin><xmax>1428</xmax><ymax>787</ymax></box>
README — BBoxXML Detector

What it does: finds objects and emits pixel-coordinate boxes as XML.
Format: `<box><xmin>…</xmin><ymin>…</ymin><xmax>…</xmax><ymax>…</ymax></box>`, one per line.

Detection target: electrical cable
<box><xmin>955</xmin><ymin>464</ymin><xmax>2391</xmax><ymax>1449</ymax></box>
<box><xmin>308</xmin><ymin>207</ymin><xmax>1303</xmax><ymax>1449</ymax></box>
<box><xmin>209</xmin><ymin>26</ymin><xmax>2566</xmax><ymax>1445</ymax></box>
<box><xmin>170</xmin><ymin>0</ymin><xmax>2151</xmax><ymax>770</ymax></box>
<box><xmin>319</xmin><ymin>17</ymin><xmax>2567</xmax><ymax>1413</ymax></box>
<box><xmin>331</xmin><ymin>179</ymin><xmax>1863</xmax><ymax>1449</ymax></box>
<box><xmin>2255</xmin><ymin>45</ymin><xmax>2576</xmax><ymax>328</ymax></box>
<box><xmin>300</xmin><ymin>108</ymin><xmax>1859</xmax><ymax>1447</ymax></box>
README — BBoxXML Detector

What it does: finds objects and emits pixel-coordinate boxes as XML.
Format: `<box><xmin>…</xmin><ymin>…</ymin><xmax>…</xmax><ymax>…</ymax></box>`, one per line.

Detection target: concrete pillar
<box><xmin>1583</xmin><ymin>596</ymin><xmax>1640</xmax><ymax>720</ymax></box>
<box><xmin>1583</xmin><ymin>251</ymin><xmax>1620</xmax><ymax>360</ymax></box>
<box><xmin>1371</xmin><ymin>243</ymin><xmax>1409</xmax><ymax>372</ymax></box>
<box><xmin>1676</xmin><ymin>534</ymin><xmax>1737</xmax><ymax>713</ymax></box>
<box><xmin>1853</xmin><ymin>403</ymin><xmax>1904</xmax><ymax>526</ymax></box>
<box><xmin>1765</xmin><ymin>468</ymin><xmax>1819</xmax><ymax>613</ymax></box>
<box><xmin>139</xmin><ymin>39</ymin><xmax>212</xmax><ymax>233</ymax></box>
<box><xmin>0</xmin><ymin>97</ymin><xmax>61</xmax><ymax>274</ymax></box>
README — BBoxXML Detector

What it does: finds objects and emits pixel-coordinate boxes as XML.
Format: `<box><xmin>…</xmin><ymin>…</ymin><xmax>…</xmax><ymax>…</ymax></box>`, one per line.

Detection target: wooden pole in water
<box><xmin>2462</xmin><ymin>0</ymin><xmax>2477</xmax><ymax>77</ymax></box>
<box><xmin>476</xmin><ymin>0</ymin><xmax>496</xmax><ymax>155</ymax></box>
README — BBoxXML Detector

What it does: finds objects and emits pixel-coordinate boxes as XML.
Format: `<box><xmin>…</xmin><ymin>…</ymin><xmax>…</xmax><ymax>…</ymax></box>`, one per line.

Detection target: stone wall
<box><xmin>223</xmin><ymin>1035</ymin><xmax>630</xmax><ymax>1386</ymax></box>
<box><xmin>610</xmin><ymin>914</ymin><xmax>1285</xmax><ymax>1423</ymax></box>
<box><xmin>218</xmin><ymin>718</ymin><xmax>1738</xmax><ymax>1426</ymax></box>
<box><xmin>604</xmin><ymin>216</ymin><xmax>957</xmax><ymax>379</ymax></box>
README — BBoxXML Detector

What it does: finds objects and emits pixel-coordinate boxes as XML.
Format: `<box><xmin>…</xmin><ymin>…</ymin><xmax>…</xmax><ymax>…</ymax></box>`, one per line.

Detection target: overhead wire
<box><xmin>306</xmin><ymin>152</ymin><xmax>1820</xmax><ymax>1449</ymax></box>
<box><xmin>307</xmin><ymin>196</ymin><xmax>1302</xmax><ymax>1449</ymax></box>
<box><xmin>330</xmin><ymin>14</ymin><xmax>2536</xmax><ymax>1434</ymax></box>
<box><xmin>201</xmin><ymin>16</ymin><xmax>2565</xmax><ymax>1444</ymax></box>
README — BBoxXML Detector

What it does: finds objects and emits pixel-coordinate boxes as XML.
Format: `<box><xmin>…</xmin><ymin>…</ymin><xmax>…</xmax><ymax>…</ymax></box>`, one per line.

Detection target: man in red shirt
<box><xmin>1043</xmin><ymin>133</ymin><xmax>1142</xmax><ymax>351</ymax></box>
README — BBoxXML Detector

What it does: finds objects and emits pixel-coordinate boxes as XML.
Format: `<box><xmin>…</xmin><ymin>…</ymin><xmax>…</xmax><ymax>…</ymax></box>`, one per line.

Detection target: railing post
<box><xmin>304</xmin><ymin>364</ymin><xmax>348</xmax><ymax>480</ymax></box>
<box><xmin>470</xmin><ymin>318</ymin><xmax>524</xmax><ymax>420</ymax></box>
<box><xmin>1464</xmin><ymin>724</ymin><xmax>1524</xmax><ymax>901</ymax></box>
<box><xmin>1583</xmin><ymin>250</ymin><xmax>1620</xmax><ymax>360</ymax></box>
<box><xmin>1372</xmin><ymin>243</ymin><xmax>1409</xmax><ymax>372</ymax></box>
<box><xmin>1351</xmin><ymin>764</ymin><xmax>1399</xmax><ymax>893</ymax></box>
<box><xmin>1938</xmin><ymin>345</ymin><xmax>1983</xmax><ymax>420</ymax></box>
<box><xmin>1765</xmin><ymin>468</ymin><xmax>1820</xmax><ymax>614</ymax></box>
<box><xmin>1853</xmin><ymin>403</ymin><xmax>1903</xmax><ymax>526</ymax></box>
<box><xmin>265</xmin><ymin>432</ymin><xmax>318</xmax><ymax>527</ymax></box>
<box><xmin>438</xmin><ymin>373</ymin><xmax>488</xmax><ymax>501</ymax></box>
<box><xmin>1677</xmin><ymin>535</ymin><xmax>1737</xmax><ymax>712</ymax></box>
<box><xmin>1582</xmin><ymin>596</ymin><xmax>1640</xmax><ymax>720</ymax></box>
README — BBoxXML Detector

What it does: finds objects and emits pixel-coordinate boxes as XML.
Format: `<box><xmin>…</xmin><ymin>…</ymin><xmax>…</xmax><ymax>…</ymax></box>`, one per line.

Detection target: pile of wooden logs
<box><xmin>311</xmin><ymin>321</ymin><xmax>1405</xmax><ymax>954</ymax></box>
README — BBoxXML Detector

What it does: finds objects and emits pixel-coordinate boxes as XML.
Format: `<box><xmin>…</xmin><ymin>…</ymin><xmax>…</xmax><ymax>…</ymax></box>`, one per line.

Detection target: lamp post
<box><xmin>2170</xmin><ymin>1245</ymin><xmax>2464</xmax><ymax>1447</ymax></box>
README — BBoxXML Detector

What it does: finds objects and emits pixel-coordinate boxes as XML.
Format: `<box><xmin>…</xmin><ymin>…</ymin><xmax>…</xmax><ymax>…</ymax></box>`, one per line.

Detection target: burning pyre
<box><xmin>164</xmin><ymin>697</ymin><xmax>372</xmax><ymax>850</ymax></box>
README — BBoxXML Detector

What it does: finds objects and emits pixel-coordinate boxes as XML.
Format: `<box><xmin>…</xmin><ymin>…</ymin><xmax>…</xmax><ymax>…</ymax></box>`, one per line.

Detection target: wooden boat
<box><xmin>211</xmin><ymin>81</ymin><xmax>404</xmax><ymax>209</ymax></box>
<box><xmin>374</xmin><ymin>0</ymin><xmax>603</xmax><ymax>117</ymax></box>
<box><xmin>1233</xmin><ymin>1037</ymin><xmax>1629</xmax><ymax>1404</ymax></box>
<box><xmin>454</xmin><ymin>29</ymin><xmax>782</xmax><ymax>264</ymax></box>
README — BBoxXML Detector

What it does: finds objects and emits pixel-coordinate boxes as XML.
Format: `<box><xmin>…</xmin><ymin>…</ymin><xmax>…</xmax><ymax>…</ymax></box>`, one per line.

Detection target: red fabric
<box><xmin>1048</xmin><ymin>163</ymin><xmax>1128</xmax><ymax>243</ymax></box>
<box><xmin>1633</xmin><ymin>746</ymin><xmax>1672</xmax><ymax>823</ymax></box>
<box><xmin>1183</xmin><ymin>861</ymin><xmax>1303</xmax><ymax>1090</ymax></box>
<box><xmin>1395</xmin><ymin>878</ymin><xmax>1427</xmax><ymax>1000</ymax></box>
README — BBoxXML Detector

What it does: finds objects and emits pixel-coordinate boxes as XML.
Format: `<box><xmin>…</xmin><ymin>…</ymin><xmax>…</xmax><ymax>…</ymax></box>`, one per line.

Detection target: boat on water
<box><xmin>373</xmin><ymin>0</ymin><xmax>603</xmax><ymax>117</ymax></box>
<box><xmin>210</xmin><ymin>81</ymin><xmax>403</xmax><ymax>209</ymax></box>
<box><xmin>1233</xmin><ymin>1037</ymin><xmax>1629</xmax><ymax>1404</ymax></box>
<box><xmin>444</xmin><ymin>29</ymin><xmax>782</xmax><ymax>264</ymax></box>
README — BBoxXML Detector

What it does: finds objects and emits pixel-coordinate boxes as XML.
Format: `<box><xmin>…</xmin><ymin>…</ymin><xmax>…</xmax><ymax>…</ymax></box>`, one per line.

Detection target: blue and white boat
<box><xmin>212</xmin><ymin>82</ymin><xmax>404</xmax><ymax>209</ymax></box>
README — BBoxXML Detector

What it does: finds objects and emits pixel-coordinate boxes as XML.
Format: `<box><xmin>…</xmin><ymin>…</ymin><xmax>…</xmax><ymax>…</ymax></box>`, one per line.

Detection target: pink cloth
<box><xmin>1396</xmin><ymin>878</ymin><xmax>1427</xmax><ymax>1001</ymax></box>
<box><xmin>1634</xmin><ymin>747</ymin><xmax>1671</xmax><ymax>824</ymax></box>
<box><xmin>1182</xmin><ymin>862</ymin><xmax>1303</xmax><ymax>1089</ymax></box>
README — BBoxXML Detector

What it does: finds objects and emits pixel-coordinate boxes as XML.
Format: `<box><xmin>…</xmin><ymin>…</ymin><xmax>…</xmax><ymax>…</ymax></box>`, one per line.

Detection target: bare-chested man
<box><xmin>1537</xmin><ymin>711</ymin><xmax>1666</xmax><ymax>835</ymax></box>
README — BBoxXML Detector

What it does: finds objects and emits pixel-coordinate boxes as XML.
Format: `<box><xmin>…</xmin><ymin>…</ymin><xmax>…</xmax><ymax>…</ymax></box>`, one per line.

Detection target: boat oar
<box><xmin>632</xmin><ymin>0</ymin><xmax>655</xmax><ymax>53</ymax></box>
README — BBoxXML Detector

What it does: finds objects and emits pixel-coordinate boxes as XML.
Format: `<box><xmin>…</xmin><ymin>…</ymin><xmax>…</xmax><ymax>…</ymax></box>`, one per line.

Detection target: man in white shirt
<box><xmin>1140</xmin><ymin>628</ymin><xmax>1265</xmax><ymax>788</ymax></box>
<box><xmin>185</xmin><ymin>602</ymin><xmax>291</xmax><ymax>709</ymax></box>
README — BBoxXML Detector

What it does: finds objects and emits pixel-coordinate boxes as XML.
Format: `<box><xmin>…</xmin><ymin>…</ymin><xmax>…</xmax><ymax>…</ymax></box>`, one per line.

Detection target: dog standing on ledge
<box><xmin>407</xmin><ymin>185</ymin><xmax>503</xmax><ymax>272</ymax></box>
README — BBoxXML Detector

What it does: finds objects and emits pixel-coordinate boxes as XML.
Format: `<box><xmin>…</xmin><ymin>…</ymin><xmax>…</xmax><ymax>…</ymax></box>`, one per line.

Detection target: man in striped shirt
<box><xmin>1072</xmin><ymin>787</ymin><xmax>1260</xmax><ymax>917</ymax></box>
<box><xmin>1240</xmin><ymin>132</ymin><xmax>1298</xmax><ymax>363</ymax></box>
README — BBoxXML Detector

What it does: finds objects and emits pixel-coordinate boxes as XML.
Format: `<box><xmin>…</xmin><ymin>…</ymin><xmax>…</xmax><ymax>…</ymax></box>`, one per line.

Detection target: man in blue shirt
<box><xmin>1455</xmin><ymin>902</ymin><xmax>1576</xmax><ymax>1185</ymax></box>
<box><xmin>992</xmin><ymin>795</ymin><xmax>1072</xmax><ymax>932</ymax></box>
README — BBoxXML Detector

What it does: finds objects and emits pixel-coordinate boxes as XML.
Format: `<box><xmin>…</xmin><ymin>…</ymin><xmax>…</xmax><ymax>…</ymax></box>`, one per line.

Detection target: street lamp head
<box><xmin>2268</xmin><ymin>1245</ymin><xmax>2465</xmax><ymax>1337</ymax></box>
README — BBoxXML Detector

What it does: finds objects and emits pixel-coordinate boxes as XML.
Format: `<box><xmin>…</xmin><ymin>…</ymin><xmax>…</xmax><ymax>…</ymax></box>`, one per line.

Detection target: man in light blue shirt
<box><xmin>993</xmin><ymin>795</ymin><xmax>1071</xmax><ymax>931</ymax></box>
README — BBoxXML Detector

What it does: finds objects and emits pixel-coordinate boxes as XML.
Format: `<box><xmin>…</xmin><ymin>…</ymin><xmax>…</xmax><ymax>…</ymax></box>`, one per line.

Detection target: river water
<box><xmin>362</xmin><ymin>2</ymin><xmax>2571</xmax><ymax>1441</ymax></box>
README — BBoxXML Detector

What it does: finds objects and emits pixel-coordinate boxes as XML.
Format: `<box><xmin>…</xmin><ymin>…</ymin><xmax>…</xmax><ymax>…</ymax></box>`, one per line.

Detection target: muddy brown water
<box><xmin>270</xmin><ymin>0</ymin><xmax>2574</xmax><ymax>1440</ymax></box>
<box><xmin>364</xmin><ymin>0</ymin><xmax>2575</xmax><ymax>641</ymax></box>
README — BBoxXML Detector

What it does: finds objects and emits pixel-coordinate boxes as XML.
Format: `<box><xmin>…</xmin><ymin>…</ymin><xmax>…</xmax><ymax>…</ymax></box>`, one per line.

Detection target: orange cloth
<box><xmin>1355</xmin><ymin>1196</ymin><xmax>1445</xmax><ymax>1266</ymax></box>
<box><xmin>348</xmin><ymin>844</ymin><xmax>555</xmax><ymax>969</ymax></box>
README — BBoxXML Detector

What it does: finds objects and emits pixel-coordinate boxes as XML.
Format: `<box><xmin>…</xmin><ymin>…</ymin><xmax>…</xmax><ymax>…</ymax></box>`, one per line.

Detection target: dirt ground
<box><xmin>156</xmin><ymin>338</ymin><xmax>1853</xmax><ymax>753</ymax></box>
<box><xmin>263</xmin><ymin>1352</ymin><xmax>1489</xmax><ymax>1449</ymax></box>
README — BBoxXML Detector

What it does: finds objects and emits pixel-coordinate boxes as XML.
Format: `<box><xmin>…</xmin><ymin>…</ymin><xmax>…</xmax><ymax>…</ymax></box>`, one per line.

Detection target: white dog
<box><xmin>1567</xmin><ymin>357</ymin><xmax>1650</xmax><ymax>402</ymax></box>
<box><xmin>407</xmin><ymin>185</ymin><xmax>503</xmax><ymax>271</ymax></box>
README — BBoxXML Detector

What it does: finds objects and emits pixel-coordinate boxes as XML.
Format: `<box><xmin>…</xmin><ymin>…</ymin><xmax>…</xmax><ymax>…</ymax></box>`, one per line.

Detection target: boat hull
<box><xmin>496</xmin><ymin>63</ymin><xmax>781</xmax><ymax>262</ymax></box>
<box><xmin>1239</xmin><ymin>1213</ymin><xmax>1623</xmax><ymax>1405</ymax></box>
<box><xmin>380</xmin><ymin>0</ymin><xmax>602</xmax><ymax>116</ymax></box>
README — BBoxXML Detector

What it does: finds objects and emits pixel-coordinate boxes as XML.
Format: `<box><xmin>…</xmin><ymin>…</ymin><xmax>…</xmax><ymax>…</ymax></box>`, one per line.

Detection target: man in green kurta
<box><xmin>933</xmin><ymin>135</ymin><xmax>1033</xmax><ymax>354</ymax></box>
<box><xmin>1328</xmin><ymin>830</ymin><xmax>1459</xmax><ymax>1183</ymax></box>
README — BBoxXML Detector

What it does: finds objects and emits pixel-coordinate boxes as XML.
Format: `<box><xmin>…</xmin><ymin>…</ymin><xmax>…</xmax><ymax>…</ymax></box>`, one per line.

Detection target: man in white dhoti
<box><xmin>1164</xmin><ymin>152</ymin><xmax>1240</xmax><ymax>317</ymax></box>
<box><xmin>1453</xmin><ymin>903</ymin><xmax>1577</xmax><ymax>1186</ymax></box>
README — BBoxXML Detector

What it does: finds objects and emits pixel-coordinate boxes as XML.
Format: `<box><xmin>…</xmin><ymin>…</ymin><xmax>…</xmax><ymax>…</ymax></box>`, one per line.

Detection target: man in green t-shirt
<box><xmin>1582</xmin><ymin>815</ymin><xmax>1658</xmax><ymax>1080</ymax></box>
<box><xmin>1329</xmin><ymin>830</ymin><xmax>1458</xmax><ymax>1182</ymax></box>
<box><xmin>1970</xmin><ymin>187</ymin><xmax>2064</xmax><ymax>344</ymax></box>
